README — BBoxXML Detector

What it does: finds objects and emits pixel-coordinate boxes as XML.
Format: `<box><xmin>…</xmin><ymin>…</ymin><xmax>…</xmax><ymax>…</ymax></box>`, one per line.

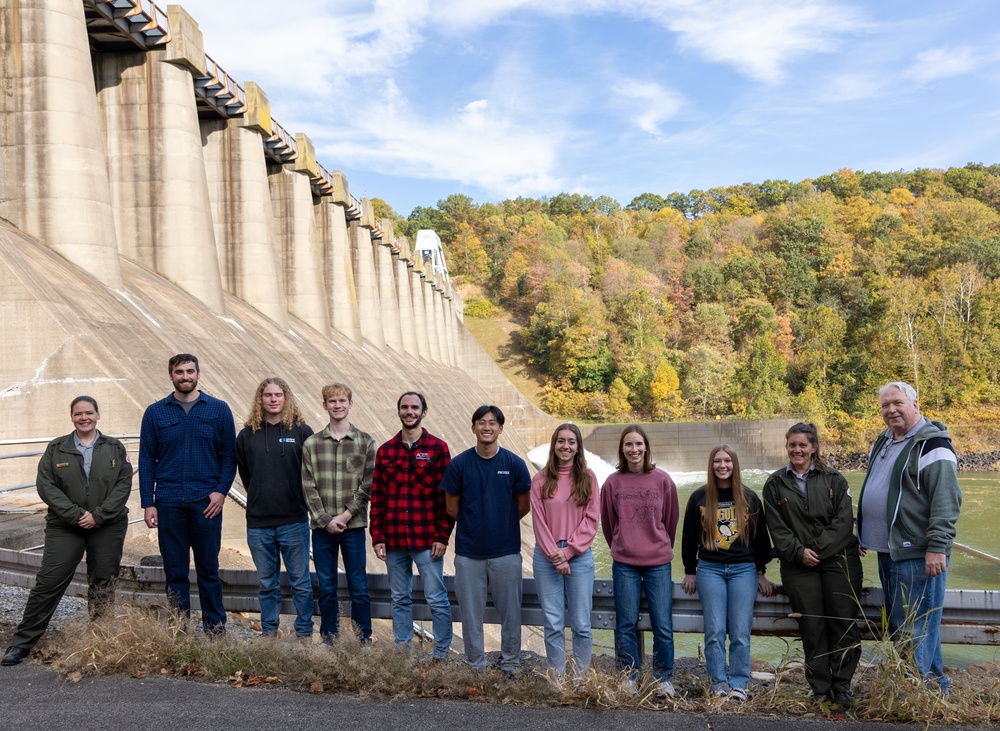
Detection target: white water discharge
<box><xmin>528</xmin><ymin>442</ymin><xmax>771</xmax><ymax>491</ymax></box>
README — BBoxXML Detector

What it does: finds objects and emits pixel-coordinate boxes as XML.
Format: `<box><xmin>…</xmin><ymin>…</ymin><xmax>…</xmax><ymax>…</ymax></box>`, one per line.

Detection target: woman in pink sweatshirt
<box><xmin>531</xmin><ymin>423</ymin><xmax>600</xmax><ymax>681</ymax></box>
<box><xmin>600</xmin><ymin>425</ymin><xmax>679</xmax><ymax>697</ymax></box>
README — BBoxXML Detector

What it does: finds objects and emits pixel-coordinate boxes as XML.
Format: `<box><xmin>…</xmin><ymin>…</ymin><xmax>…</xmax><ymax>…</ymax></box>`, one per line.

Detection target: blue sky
<box><xmin>183</xmin><ymin>0</ymin><xmax>1000</xmax><ymax>217</ymax></box>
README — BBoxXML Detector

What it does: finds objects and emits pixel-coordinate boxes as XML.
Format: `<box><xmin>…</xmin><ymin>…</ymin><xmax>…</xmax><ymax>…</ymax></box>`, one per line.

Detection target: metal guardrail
<box><xmin>0</xmin><ymin>547</ymin><xmax>996</xmax><ymax>645</ymax></box>
<box><xmin>0</xmin><ymin>435</ymin><xmax>140</xmax><ymax>498</ymax></box>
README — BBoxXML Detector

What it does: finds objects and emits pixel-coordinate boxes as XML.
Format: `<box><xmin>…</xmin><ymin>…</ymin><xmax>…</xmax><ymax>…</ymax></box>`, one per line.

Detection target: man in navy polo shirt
<box><xmin>140</xmin><ymin>354</ymin><xmax>237</xmax><ymax>634</ymax></box>
<box><xmin>441</xmin><ymin>405</ymin><xmax>531</xmax><ymax>674</ymax></box>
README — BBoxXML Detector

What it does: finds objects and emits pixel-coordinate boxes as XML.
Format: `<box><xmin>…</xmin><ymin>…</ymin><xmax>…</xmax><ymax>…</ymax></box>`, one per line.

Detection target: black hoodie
<box><xmin>236</xmin><ymin>420</ymin><xmax>314</xmax><ymax>529</ymax></box>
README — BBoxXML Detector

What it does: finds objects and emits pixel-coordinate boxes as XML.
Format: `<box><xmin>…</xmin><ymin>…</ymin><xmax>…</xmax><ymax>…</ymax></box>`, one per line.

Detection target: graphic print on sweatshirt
<box><xmin>701</xmin><ymin>500</ymin><xmax>738</xmax><ymax>550</ymax></box>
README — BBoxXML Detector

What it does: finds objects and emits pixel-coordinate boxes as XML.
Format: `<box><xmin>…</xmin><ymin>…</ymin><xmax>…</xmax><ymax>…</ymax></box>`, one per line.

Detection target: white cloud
<box><xmin>644</xmin><ymin>0</ymin><xmax>867</xmax><ymax>83</ymax></box>
<box><xmin>823</xmin><ymin>73</ymin><xmax>884</xmax><ymax>102</ymax></box>
<box><xmin>311</xmin><ymin>80</ymin><xmax>568</xmax><ymax>197</ymax></box>
<box><xmin>904</xmin><ymin>46</ymin><xmax>981</xmax><ymax>83</ymax></box>
<box><xmin>614</xmin><ymin>79</ymin><xmax>684</xmax><ymax>134</ymax></box>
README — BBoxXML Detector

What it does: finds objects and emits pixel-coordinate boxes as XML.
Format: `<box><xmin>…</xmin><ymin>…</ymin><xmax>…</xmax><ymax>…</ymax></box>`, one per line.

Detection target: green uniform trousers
<box><xmin>10</xmin><ymin>517</ymin><xmax>128</xmax><ymax>650</ymax></box>
<box><xmin>780</xmin><ymin>547</ymin><xmax>863</xmax><ymax>696</ymax></box>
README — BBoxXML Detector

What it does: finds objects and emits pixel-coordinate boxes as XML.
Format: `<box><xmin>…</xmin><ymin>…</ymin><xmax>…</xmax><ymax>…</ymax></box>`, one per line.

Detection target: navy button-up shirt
<box><xmin>139</xmin><ymin>391</ymin><xmax>237</xmax><ymax>507</ymax></box>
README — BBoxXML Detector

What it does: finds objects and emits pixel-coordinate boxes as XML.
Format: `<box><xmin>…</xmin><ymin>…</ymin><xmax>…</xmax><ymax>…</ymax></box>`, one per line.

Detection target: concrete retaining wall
<box><xmin>579</xmin><ymin>419</ymin><xmax>801</xmax><ymax>471</ymax></box>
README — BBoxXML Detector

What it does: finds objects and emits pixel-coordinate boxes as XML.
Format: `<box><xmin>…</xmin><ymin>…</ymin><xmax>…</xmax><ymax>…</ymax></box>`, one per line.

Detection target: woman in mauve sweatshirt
<box><xmin>530</xmin><ymin>423</ymin><xmax>600</xmax><ymax>682</ymax></box>
<box><xmin>600</xmin><ymin>425</ymin><xmax>679</xmax><ymax>698</ymax></box>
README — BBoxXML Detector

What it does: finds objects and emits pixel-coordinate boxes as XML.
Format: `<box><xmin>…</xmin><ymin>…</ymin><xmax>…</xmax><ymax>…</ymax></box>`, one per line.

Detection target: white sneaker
<box><xmin>728</xmin><ymin>687</ymin><xmax>747</xmax><ymax>701</ymax></box>
<box><xmin>656</xmin><ymin>679</ymin><xmax>675</xmax><ymax>698</ymax></box>
<box><xmin>620</xmin><ymin>677</ymin><xmax>638</xmax><ymax>695</ymax></box>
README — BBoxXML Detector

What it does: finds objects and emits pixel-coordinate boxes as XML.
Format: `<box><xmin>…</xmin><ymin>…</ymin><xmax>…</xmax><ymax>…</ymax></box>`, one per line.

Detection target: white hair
<box><xmin>879</xmin><ymin>381</ymin><xmax>918</xmax><ymax>404</ymax></box>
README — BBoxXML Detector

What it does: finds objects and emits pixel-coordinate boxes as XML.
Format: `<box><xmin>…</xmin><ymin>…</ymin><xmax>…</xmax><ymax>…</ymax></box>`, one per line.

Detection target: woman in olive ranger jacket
<box><xmin>762</xmin><ymin>422</ymin><xmax>862</xmax><ymax>706</ymax></box>
<box><xmin>2</xmin><ymin>396</ymin><xmax>133</xmax><ymax>667</ymax></box>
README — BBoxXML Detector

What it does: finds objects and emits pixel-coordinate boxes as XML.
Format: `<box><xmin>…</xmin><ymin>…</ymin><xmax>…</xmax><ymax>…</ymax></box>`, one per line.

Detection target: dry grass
<box><xmin>461</xmin><ymin>309</ymin><xmax>548</xmax><ymax>406</ymax></box>
<box><xmin>34</xmin><ymin>605</ymin><xmax>1000</xmax><ymax>723</ymax></box>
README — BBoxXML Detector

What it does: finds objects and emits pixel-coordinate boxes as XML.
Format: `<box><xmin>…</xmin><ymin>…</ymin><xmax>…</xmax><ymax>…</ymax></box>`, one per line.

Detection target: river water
<box><xmin>526</xmin><ymin>446</ymin><xmax>1000</xmax><ymax>668</ymax></box>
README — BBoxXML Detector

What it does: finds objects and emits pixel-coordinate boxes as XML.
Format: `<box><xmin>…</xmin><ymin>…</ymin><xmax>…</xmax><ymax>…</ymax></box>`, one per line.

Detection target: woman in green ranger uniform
<box><xmin>2</xmin><ymin>396</ymin><xmax>133</xmax><ymax>667</ymax></box>
<box><xmin>762</xmin><ymin>422</ymin><xmax>862</xmax><ymax>706</ymax></box>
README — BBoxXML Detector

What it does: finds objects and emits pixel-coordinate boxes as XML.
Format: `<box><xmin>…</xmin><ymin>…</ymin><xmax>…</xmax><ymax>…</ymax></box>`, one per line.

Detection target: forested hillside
<box><xmin>382</xmin><ymin>164</ymin><xmax>1000</xmax><ymax>450</ymax></box>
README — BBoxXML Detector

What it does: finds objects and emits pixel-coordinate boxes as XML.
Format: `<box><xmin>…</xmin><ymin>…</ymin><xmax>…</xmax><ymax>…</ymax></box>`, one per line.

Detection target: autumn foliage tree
<box><xmin>410</xmin><ymin>164</ymin><xmax>1000</xmax><ymax>434</ymax></box>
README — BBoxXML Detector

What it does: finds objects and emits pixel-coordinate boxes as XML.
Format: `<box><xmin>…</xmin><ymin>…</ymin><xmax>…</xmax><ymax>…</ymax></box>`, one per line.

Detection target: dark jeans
<box><xmin>312</xmin><ymin>526</ymin><xmax>371</xmax><ymax>641</ymax></box>
<box><xmin>11</xmin><ymin>517</ymin><xmax>127</xmax><ymax>650</ymax></box>
<box><xmin>156</xmin><ymin>499</ymin><xmax>226</xmax><ymax>631</ymax></box>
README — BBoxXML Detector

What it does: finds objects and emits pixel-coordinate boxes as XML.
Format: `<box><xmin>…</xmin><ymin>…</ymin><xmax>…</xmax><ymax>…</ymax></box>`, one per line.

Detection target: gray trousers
<box><xmin>454</xmin><ymin>553</ymin><xmax>522</xmax><ymax>671</ymax></box>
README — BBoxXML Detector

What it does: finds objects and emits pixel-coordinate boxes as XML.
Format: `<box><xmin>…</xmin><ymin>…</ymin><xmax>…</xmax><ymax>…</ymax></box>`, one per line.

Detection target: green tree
<box><xmin>683</xmin><ymin>344</ymin><xmax>732</xmax><ymax>417</ymax></box>
<box><xmin>627</xmin><ymin>192</ymin><xmax>667</xmax><ymax>212</ymax></box>
<box><xmin>729</xmin><ymin>336</ymin><xmax>790</xmax><ymax>416</ymax></box>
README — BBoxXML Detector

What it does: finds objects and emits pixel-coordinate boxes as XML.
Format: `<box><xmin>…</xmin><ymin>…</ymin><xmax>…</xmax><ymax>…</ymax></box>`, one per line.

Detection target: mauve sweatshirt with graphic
<box><xmin>600</xmin><ymin>467</ymin><xmax>679</xmax><ymax>567</ymax></box>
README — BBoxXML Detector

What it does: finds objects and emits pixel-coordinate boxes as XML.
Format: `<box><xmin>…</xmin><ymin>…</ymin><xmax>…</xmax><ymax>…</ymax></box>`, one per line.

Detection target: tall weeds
<box><xmin>35</xmin><ymin>604</ymin><xmax>1000</xmax><ymax>722</ymax></box>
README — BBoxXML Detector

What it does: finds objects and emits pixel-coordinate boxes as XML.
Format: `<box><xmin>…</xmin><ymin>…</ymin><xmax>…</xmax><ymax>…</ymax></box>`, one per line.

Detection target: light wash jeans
<box><xmin>386</xmin><ymin>548</ymin><xmax>452</xmax><ymax>657</ymax></box>
<box><xmin>695</xmin><ymin>560</ymin><xmax>757</xmax><ymax>693</ymax></box>
<box><xmin>878</xmin><ymin>553</ymin><xmax>950</xmax><ymax>693</ymax></box>
<box><xmin>532</xmin><ymin>543</ymin><xmax>594</xmax><ymax>678</ymax></box>
<box><xmin>612</xmin><ymin>560</ymin><xmax>673</xmax><ymax>682</ymax></box>
<box><xmin>454</xmin><ymin>553</ymin><xmax>522</xmax><ymax>671</ymax></box>
<box><xmin>246</xmin><ymin>521</ymin><xmax>314</xmax><ymax>637</ymax></box>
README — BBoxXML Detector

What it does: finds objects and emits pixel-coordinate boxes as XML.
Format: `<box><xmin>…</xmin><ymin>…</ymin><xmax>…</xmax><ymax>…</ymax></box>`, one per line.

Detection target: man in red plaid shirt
<box><xmin>370</xmin><ymin>392</ymin><xmax>454</xmax><ymax>657</ymax></box>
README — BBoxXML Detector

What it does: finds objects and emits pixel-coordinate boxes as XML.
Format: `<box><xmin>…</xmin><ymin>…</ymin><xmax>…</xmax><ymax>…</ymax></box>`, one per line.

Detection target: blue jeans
<box><xmin>695</xmin><ymin>560</ymin><xmax>757</xmax><ymax>692</ymax></box>
<box><xmin>612</xmin><ymin>560</ymin><xmax>673</xmax><ymax>682</ymax></box>
<box><xmin>386</xmin><ymin>548</ymin><xmax>452</xmax><ymax>657</ymax></box>
<box><xmin>312</xmin><ymin>526</ymin><xmax>371</xmax><ymax>641</ymax></box>
<box><xmin>247</xmin><ymin>521</ymin><xmax>314</xmax><ymax>637</ymax></box>
<box><xmin>878</xmin><ymin>553</ymin><xmax>949</xmax><ymax>692</ymax></box>
<box><xmin>156</xmin><ymin>499</ymin><xmax>226</xmax><ymax>631</ymax></box>
<box><xmin>533</xmin><ymin>544</ymin><xmax>594</xmax><ymax>677</ymax></box>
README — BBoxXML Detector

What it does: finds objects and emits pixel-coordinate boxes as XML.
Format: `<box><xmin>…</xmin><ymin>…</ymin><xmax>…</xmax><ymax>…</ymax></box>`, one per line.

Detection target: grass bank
<box><xmin>23</xmin><ymin>606</ymin><xmax>1000</xmax><ymax>726</ymax></box>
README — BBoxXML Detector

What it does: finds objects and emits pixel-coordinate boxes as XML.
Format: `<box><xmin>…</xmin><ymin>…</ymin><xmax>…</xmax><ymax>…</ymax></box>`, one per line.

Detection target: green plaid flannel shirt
<box><xmin>302</xmin><ymin>423</ymin><xmax>376</xmax><ymax>530</ymax></box>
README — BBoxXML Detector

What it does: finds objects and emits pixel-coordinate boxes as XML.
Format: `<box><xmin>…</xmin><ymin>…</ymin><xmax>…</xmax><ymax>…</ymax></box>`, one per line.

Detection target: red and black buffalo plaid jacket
<box><xmin>369</xmin><ymin>429</ymin><xmax>454</xmax><ymax>550</ymax></box>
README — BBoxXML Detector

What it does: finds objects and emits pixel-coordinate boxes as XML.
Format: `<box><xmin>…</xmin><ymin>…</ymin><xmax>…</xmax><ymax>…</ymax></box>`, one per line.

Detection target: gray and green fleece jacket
<box><xmin>856</xmin><ymin>419</ymin><xmax>962</xmax><ymax>561</ymax></box>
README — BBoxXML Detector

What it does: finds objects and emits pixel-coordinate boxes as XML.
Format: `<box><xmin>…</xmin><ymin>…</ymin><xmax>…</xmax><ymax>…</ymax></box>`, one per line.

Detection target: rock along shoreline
<box><xmin>827</xmin><ymin>450</ymin><xmax>1000</xmax><ymax>472</ymax></box>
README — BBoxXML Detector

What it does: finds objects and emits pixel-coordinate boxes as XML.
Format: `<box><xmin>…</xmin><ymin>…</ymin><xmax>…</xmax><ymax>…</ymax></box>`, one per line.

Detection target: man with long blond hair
<box><xmin>236</xmin><ymin>377</ymin><xmax>315</xmax><ymax>639</ymax></box>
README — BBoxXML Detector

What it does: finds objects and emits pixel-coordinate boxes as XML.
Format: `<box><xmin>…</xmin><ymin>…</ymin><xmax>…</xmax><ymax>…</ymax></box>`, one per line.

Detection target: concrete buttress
<box><xmin>0</xmin><ymin>0</ymin><xmax>123</xmax><ymax>289</ymax></box>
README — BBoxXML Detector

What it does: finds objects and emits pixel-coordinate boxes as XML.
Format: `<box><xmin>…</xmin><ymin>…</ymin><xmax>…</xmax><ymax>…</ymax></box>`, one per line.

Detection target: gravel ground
<box><xmin>0</xmin><ymin>583</ymin><xmax>265</xmax><ymax>644</ymax></box>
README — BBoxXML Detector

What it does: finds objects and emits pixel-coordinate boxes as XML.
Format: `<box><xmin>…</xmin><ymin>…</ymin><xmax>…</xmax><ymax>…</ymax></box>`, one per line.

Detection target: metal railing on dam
<box><xmin>0</xmin><ymin>547</ymin><xmax>996</xmax><ymax>646</ymax></box>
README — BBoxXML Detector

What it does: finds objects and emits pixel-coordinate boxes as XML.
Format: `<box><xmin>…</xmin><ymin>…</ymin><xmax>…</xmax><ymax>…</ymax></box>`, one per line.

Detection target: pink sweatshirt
<box><xmin>530</xmin><ymin>465</ymin><xmax>600</xmax><ymax>560</ymax></box>
<box><xmin>600</xmin><ymin>467</ymin><xmax>679</xmax><ymax>567</ymax></box>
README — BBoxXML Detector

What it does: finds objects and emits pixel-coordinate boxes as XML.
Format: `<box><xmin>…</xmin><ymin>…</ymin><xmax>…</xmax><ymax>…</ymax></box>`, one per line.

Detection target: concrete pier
<box><xmin>202</xmin><ymin>117</ymin><xmax>288</xmax><ymax>327</ymax></box>
<box><xmin>269</xmin><ymin>167</ymin><xmax>330</xmax><ymax>337</ymax></box>
<box><xmin>375</xmin><ymin>233</ymin><xmax>404</xmax><ymax>353</ymax></box>
<box><xmin>0</xmin><ymin>0</ymin><xmax>122</xmax><ymax>289</ymax></box>
<box><xmin>350</xmin><ymin>220</ymin><xmax>385</xmax><ymax>349</ymax></box>
<box><xmin>94</xmin><ymin>45</ymin><xmax>226</xmax><ymax>313</ymax></box>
